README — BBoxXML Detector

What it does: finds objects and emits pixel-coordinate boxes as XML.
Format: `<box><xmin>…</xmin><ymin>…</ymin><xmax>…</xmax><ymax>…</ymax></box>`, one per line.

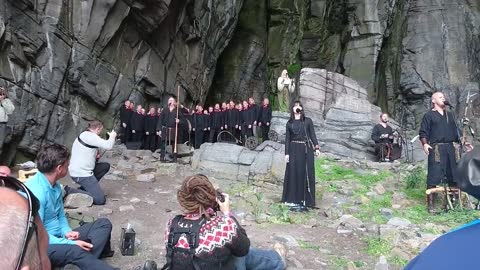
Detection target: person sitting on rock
<box><xmin>25</xmin><ymin>144</ymin><xmax>118</xmax><ymax>270</ymax></box>
<box><xmin>158</xmin><ymin>174</ymin><xmax>287</xmax><ymax>270</ymax></box>
<box><xmin>66</xmin><ymin>120</ymin><xmax>116</xmax><ymax>205</ymax></box>
<box><xmin>371</xmin><ymin>113</ymin><xmax>394</xmax><ymax>162</ymax></box>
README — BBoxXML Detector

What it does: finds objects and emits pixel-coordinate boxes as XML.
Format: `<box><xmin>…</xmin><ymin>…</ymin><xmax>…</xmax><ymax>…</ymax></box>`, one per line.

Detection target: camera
<box><xmin>216</xmin><ymin>189</ymin><xmax>225</xmax><ymax>203</ymax></box>
<box><xmin>295</xmin><ymin>108</ymin><xmax>302</xmax><ymax>113</ymax></box>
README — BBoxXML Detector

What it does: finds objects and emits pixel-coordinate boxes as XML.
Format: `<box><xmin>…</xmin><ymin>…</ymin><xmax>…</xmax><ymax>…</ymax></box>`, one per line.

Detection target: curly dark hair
<box><xmin>177</xmin><ymin>174</ymin><xmax>218</xmax><ymax>219</ymax></box>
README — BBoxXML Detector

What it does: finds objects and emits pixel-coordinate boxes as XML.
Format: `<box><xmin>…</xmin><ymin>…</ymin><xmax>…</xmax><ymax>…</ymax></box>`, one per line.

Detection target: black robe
<box><xmin>193</xmin><ymin>113</ymin><xmax>205</xmax><ymax>149</ymax></box>
<box><xmin>419</xmin><ymin>109</ymin><xmax>461</xmax><ymax>187</ymax></box>
<box><xmin>129</xmin><ymin>112</ymin><xmax>145</xmax><ymax>143</ymax></box>
<box><xmin>241</xmin><ymin>109</ymin><xmax>254</xmax><ymax>138</ymax></box>
<box><xmin>259</xmin><ymin>105</ymin><xmax>272</xmax><ymax>141</ymax></box>
<box><xmin>282</xmin><ymin>117</ymin><xmax>319</xmax><ymax>207</ymax></box>
<box><xmin>144</xmin><ymin>114</ymin><xmax>158</xmax><ymax>151</ymax></box>
<box><xmin>209</xmin><ymin>110</ymin><xmax>224</xmax><ymax>142</ymax></box>
<box><xmin>204</xmin><ymin>113</ymin><xmax>212</xmax><ymax>142</ymax></box>
<box><xmin>119</xmin><ymin>106</ymin><xmax>132</xmax><ymax>143</ymax></box>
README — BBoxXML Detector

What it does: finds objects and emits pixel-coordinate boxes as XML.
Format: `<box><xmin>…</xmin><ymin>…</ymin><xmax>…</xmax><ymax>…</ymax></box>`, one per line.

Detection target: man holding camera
<box><xmin>0</xmin><ymin>86</ymin><xmax>15</xmax><ymax>155</ymax></box>
<box><xmin>67</xmin><ymin>120</ymin><xmax>116</xmax><ymax>205</ymax></box>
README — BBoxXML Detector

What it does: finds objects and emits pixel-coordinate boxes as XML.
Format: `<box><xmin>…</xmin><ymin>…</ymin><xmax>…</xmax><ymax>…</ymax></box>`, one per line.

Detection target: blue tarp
<box><xmin>405</xmin><ymin>219</ymin><xmax>480</xmax><ymax>270</ymax></box>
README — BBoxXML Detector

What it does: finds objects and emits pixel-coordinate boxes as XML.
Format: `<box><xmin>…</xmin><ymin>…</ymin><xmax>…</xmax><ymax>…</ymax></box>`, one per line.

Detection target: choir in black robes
<box><xmin>259</xmin><ymin>105</ymin><xmax>272</xmax><ymax>141</ymax></box>
<box><xmin>282</xmin><ymin>117</ymin><xmax>319</xmax><ymax>208</ymax></box>
<box><xmin>419</xmin><ymin>109</ymin><xmax>461</xmax><ymax>187</ymax></box>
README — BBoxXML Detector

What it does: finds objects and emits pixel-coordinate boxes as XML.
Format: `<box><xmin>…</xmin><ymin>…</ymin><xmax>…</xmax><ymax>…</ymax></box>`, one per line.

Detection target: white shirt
<box><xmin>69</xmin><ymin>131</ymin><xmax>115</xmax><ymax>177</ymax></box>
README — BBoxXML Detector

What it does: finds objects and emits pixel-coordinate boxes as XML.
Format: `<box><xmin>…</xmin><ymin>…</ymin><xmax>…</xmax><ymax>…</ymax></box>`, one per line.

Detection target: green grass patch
<box><xmin>399</xmin><ymin>205</ymin><xmax>480</xmax><ymax>227</ymax></box>
<box><xmin>315</xmin><ymin>158</ymin><xmax>356</xmax><ymax>182</ymax></box>
<box><xmin>358</xmin><ymin>170</ymin><xmax>392</xmax><ymax>187</ymax></box>
<box><xmin>298</xmin><ymin>239</ymin><xmax>321</xmax><ymax>250</ymax></box>
<box><xmin>389</xmin><ymin>255</ymin><xmax>409</xmax><ymax>268</ymax></box>
<box><xmin>365</xmin><ymin>237</ymin><xmax>393</xmax><ymax>256</ymax></box>
<box><xmin>329</xmin><ymin>256</ymin><xmax>349</xmax><ymax>269</ymax></box>
<box><xmin>355</xmin><ymin>193</ymin><xmax>393</xmax><ymax>224</ymax></box>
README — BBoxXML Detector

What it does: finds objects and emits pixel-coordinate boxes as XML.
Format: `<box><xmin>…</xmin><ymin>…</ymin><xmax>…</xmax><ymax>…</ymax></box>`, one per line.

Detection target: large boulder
<box><xmin>271</xmin><ymin>68</ymin><xmax>422</xmax><ymax>160</ymax></box>
<box><xmin>192</xmin><ymin>143</ymin><xmax>286</xmax><ymax>184</ymax></box>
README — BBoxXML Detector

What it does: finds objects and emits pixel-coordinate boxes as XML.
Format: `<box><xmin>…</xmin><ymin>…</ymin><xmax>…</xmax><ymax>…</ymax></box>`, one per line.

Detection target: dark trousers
<box><xmin>0</xmin><ymin>123</ymin><xmax>7</xmax><ymax>153</ymax></box>
<box><xmin>209</xmin><ymin>129</ymin><xmax>220</xmax><ymax>143</ymax></box>
<box><xmin>261</xmin><ymin>125</ymin><xmax>270</xmax><ymax>141</ymax></box>
<box><xmin>69</xmin><ymin>162</ymin><xmax>110</xmax><ymax>205</ymax></box>
<box><xmin>194</xmin><ymin>129</ymin><xmax>205</xmax><ymax>149</ymax></box>
<box><xmin>144</xmin><ymin>134</ymin><xmax>156</xmax><ymax>152</ymax></box>
<box><xmin>48</xmin><ymin>218</ymin><xmax>116</xmax><ymax>270</ymax></box>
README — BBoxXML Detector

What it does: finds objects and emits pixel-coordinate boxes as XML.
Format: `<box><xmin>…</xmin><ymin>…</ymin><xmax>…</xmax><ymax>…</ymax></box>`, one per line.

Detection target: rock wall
<box><xmin>0</xmin><ymin>0</ymin><xmax>243</xmax><ymax>163</ymax></box>
<box><xmin>212</xmin><ymin>0</ymin><xmax>480</xmax><ymax>144</ymax></box>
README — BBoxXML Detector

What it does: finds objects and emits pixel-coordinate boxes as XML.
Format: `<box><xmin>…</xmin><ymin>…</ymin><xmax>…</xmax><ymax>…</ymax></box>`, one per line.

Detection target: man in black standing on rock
<box><xmin>371</xmin><ymin>113</ymin><xmax>394</xmax><ymax>162</ymax></box>
<box><xmin>419</xmin><ymin>92</ymin><xmax>462</xmax><ymax>213</ymax></box>
<box><xmin>248</xmin><ymin>97</ymin><xmax>260</xmax><ymax>138</ymax></box>
<box><xmin>159</xmin><ymin>96</ymin><xmax>183</xmax><ymax>161</ymax></box>
<box><xmin>259</xmin><ymin>97</ymin><xmax>272</xmax><ymax>142</ymax></box>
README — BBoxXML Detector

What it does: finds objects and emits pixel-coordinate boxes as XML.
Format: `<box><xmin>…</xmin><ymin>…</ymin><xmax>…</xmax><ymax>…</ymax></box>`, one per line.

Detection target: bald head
<box><xmin>0</xmin><ymin>166</ymin><xmax>11</xmax><ymax>177</ymax></box>
<box><xmin>431</xmin><ymin>92</ymin><xmax>446</xmax><ymax>108</ymax></box>
<box><xmin>0</xmin><ymin>187</ymin><xmax>51</xmax><ymax>270</ymax></box>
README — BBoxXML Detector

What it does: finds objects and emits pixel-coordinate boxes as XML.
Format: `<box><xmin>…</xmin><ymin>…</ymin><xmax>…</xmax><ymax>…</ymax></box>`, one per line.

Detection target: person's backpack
<box><xmin>161</xmin><ymin>215</ymin><xmax>205</xmax><ymax>270</ymax></box>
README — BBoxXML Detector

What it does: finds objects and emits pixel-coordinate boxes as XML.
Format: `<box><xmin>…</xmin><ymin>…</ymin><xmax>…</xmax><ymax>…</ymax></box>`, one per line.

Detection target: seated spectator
<box><xmin>67</xmin><ymin>120</ymin><xmax>116</xmax><ymax>205</ymax></box>
<box><xmin>161</xmin><ymin>174</ymin><xmax>286</xmax><ymax>270</ymax></box>
<box><xmin>25</xmin><ymin>144</ymin><xmax>118</xmax><ymax>270</ymax></box>
<box><xmin>371</xmin><ymin>113</ymin><xmax>394</xmax><ymax>162</ymax></box>
<box><xmin>0</xmin><ymin>165</ymin><xmax>11</xmax><ymax>176</ymax></box>
<box><xmin>0</xmin><ymin>177</ymin><xmax>51</xmax><ymax>270</ymax></box>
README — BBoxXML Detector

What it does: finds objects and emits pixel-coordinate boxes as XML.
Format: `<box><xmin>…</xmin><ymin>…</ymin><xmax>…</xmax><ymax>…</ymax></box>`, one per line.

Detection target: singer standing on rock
<box><xmin>282</xmin><ymin>101</ymin><xmax>320</xmax><ymax>211</ymax></box>
<box><xmin>419</xmin><ymin>92</ymin><xmax>462</xmax><ymax>213</ymax></box>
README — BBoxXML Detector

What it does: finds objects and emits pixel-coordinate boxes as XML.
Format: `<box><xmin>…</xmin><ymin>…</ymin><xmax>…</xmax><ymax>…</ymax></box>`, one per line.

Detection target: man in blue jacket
<box><xmin>26</xmin><ymin>144</ymin><xmax>117</xmax><ymax>270</ymax></box>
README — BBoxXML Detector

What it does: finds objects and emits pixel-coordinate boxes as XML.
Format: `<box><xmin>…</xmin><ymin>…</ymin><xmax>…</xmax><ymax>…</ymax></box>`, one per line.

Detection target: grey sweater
<box><xmin>0</xmin><ymin>99</ymin><xmax>15</xmax><ymax>123</ymax></box>
<box><xmin>69</xmin><ymin>131</ymin><xmax>115</xmax><ymax>177</ymax></box>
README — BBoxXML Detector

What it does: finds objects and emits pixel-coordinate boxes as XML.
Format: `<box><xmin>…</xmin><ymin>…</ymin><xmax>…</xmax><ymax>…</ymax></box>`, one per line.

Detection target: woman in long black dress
<box><xmin>282</xmin><ymin>101</ymin><xmax>320</xmax><ymax>211</ymax></box>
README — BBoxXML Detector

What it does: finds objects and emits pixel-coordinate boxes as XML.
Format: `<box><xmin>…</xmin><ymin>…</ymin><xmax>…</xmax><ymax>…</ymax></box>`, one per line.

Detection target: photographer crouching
<box><xmin>148</xmin><ymin>174</ymin><xmax>286</xmax><ymax>270</ymax></box>
<box><xmin>0</xmin><ymin>86</ymin><xmax>15</xmax><ymax>155</ymax></box>
<box><xmin>66</xmin><ymin>120</ymin><xmax>117</xmax><ymax>205</ymax></box>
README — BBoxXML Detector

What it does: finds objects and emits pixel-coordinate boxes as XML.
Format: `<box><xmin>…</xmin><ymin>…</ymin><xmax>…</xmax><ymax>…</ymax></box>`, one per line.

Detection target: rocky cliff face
<box><xmin>0</xmin><ymin>0</ymin><xmax>242</xmax><ymax>163</ymax></box>
<box><xmin>213</xmin><ymin>0</ymin><xmax>480</xmax><ymax>142</ymax></box>
<box><xmin>1</xmin><ymin>0</ymin><xmax>480</xmax><ymax>163</ymax></box>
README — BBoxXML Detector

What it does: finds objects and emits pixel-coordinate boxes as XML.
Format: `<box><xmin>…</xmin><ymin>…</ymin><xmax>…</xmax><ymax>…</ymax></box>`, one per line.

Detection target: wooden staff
<box><xmin>174</xmin><ymin>85</ymin><xmax>180</xmax><ymax>157</ymax></box>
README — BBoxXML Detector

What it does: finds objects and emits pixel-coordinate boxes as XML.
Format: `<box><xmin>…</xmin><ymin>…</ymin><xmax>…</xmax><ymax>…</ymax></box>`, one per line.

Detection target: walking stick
<box><xmin>174</xmin><ymin>85</ymin><xmax>180</xmax><ymax>161</ymax></box>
